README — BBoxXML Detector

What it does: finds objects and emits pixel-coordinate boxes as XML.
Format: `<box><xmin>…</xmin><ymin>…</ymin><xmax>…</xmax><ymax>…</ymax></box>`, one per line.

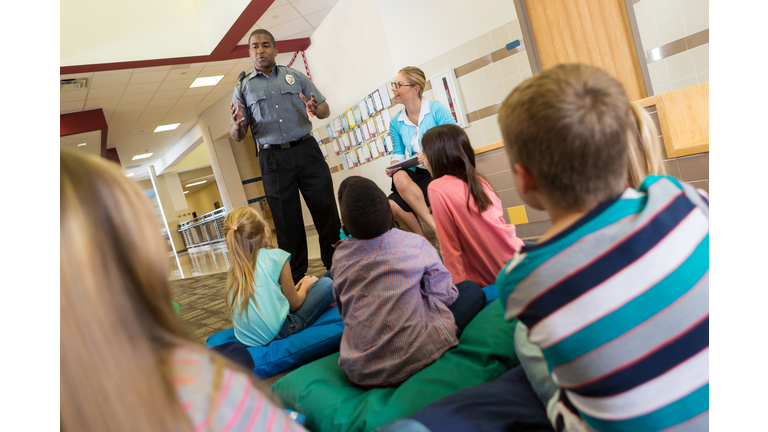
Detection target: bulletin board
<box><xmin>312</xmin><ymin>83</ymin><xmax>396</xmax><ymax>170</ymax></box>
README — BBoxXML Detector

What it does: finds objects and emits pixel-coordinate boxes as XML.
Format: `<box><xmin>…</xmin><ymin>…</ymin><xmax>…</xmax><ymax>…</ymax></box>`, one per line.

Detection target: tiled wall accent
<box><xmin>633</xmin><ymin>0</ymin><xmax>709</xmax><ymax>95</ymax></box>
<box><xmin>473</xmin><ymin>143</ymin><xmax>709</xmax><ymax>240</ymax></box>
<box><xmin>474</xmin><ymin>147</ymin><xmax>551</xmax><ymax>239</ymax></box>
<box><xmin>416</xmin><ymin>19</ymin><xmax>530</xmax><ymax>149</ymax></box>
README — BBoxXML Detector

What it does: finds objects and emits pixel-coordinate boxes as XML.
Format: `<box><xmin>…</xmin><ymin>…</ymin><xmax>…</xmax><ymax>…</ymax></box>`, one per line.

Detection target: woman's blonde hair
<box><xmin>399</xmin><ymin>66</ymin><xmax>426</xmax><ymax>99</ymax></box>
<box><xmin>626</xmin><ymin>101</ymin><xmax>666</xmax><ymax>187</ymax></box>
<box><xmin>224</xmin><ymin>207</ymin><xmax>270</xmax><ymax>319</ymax></box>
<box><xmin>61</xmin><ymin>149</ymin><xmax>192</xmax><ymax>431</ymax></box>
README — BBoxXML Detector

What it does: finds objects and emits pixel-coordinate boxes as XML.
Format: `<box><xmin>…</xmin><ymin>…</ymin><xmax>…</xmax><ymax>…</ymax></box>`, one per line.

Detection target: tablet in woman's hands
<box><xmin>386</xmin><ymin>156</ymin><xmax>419</xmax><ymax>170</ymax></box>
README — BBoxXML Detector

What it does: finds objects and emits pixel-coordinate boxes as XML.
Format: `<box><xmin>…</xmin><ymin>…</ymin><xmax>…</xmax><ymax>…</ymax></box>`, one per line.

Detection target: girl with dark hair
<box><xmin>421</xmin><ymin>124</ymin><xmax>524</xmax><ymax>287</ymax></box>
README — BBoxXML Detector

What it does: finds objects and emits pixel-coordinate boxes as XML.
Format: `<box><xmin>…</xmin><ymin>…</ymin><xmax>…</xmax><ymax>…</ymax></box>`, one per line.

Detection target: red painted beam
<box><xmin>212</xmin><ymin>0</ymin><xmax>275</xmax><ymax>57</ymax></box>
<box><xmin>60</xmin><ymin>38</ymin><xmax>311</xmax><ymax>75</ymax></box>
<box><xmin>60</xmin><ymin>109</ymin><xmax>109</xmax><ymax>158</ymax></box>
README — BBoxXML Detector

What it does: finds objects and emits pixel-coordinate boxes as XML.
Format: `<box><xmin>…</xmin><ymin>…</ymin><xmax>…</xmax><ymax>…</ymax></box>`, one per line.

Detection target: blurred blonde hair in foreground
<box><xmin>627</xmin><ymin>101</ymin><xmax>666</xmax><ymax>187</ymax></box>
<box><xmin>61</xmin><ymin>149</ymin><xmax>193</xmax><ymax>431</ymax></box>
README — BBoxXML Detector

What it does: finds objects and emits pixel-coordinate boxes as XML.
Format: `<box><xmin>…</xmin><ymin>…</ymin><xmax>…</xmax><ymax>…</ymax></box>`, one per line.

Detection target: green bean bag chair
<box><xmin>271</xmin><ymin>299</ymin><xmax>519</xmax><ymax>432</ymax></box>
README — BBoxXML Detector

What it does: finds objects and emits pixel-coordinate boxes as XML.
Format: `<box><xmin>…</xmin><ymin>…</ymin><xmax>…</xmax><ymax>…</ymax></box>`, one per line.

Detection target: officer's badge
<box><xmin>286</xmin><ymin>74</ymin><xmax>295</xmax><ymax>85</ymax></box>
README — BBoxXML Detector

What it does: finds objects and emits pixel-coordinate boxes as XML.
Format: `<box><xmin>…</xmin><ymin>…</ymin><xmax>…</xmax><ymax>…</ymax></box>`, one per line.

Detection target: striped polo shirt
<box><xmin>497</xmin><ymin>175</ymin><xmax>709</xmax><ymax>432</ymax></box>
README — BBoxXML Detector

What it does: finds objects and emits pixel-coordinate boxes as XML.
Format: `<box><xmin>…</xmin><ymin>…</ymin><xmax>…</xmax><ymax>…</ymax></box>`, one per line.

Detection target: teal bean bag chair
<box><xmin>271</xmin><ymin>297</ymin><xmax>519</xmax><ymax>432</ymax></box>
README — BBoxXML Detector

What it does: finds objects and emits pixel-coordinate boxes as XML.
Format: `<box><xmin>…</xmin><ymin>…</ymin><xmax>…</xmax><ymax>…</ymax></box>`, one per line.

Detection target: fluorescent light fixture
<box><xmin>76</xmin><ymin>143</ymin><xmax>86</xmax><ymax>147</ymax></box>
<box><xmin>126</xmin><ymin>173</ymin><xmax>135</xmax><ymax>177</ymax></box>
<box><xmin>190</xmin><ymin>75</ymin><xmax>224</xmax><ymax>88</ymax></box>
<box><xmin>154</xmin><ymin>123</ymin><xmax>180</xmax><ymax>133</ymax></box>
<box><xmin>185</xmin><ymin>180</ymin><xmax>207</xmax><ymax>187</ymax></box>
<box><xmin>132</xmin><ymin>153</ymin><xmax>153</xmax><ymax>160</ymax></box>
<box><xmin>183</xmin><ymin>191</ymin><xmax>189</xmax><ymax>194</ymax></box>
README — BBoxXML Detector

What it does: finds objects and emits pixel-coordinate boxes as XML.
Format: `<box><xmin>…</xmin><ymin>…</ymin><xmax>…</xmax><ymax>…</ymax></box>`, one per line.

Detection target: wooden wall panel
<box><xmin>523</xmin><ymin>0</ymin><xmax>646</xmax><ymax>101</ymax></box>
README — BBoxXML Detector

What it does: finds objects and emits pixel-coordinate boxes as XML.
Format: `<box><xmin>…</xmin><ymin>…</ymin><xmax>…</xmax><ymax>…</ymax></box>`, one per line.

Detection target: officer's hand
<box><xmin>300</xmin><ymin>93</ymin><xmax>318</xmax><ymax>117</ymax></box>
<box><xmin>231</xmin><ymin>101</ymin><xmax>245</xmax><ymax>127</ymax></box>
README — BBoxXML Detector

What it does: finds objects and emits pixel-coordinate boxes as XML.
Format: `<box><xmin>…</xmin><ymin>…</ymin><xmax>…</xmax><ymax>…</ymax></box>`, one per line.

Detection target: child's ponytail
<box><xmin>224</xmin><ymin>207</ymin><xmax>269</xmax><ymax>319</ymax></box>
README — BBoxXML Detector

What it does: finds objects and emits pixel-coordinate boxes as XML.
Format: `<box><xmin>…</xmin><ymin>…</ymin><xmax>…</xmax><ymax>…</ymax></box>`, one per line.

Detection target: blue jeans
<box><xmin>447</xmin><ymin>280</ymin><xmax>486</xmax><ymax>337</ymax></box>
<box><xmin>274</xmin><ymin>277</ymin><xmax>334</xmax><ymax>340</ymax></box>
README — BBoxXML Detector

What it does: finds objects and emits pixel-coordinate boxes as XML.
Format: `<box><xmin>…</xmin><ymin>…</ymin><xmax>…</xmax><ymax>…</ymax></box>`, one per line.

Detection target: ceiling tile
<box><xmin>119</xmin><ymin>92</ymin><xmax>154</xmax><ymax>104</ymax></box>
<box><xmin>268</xmin><ymin>18</ymin><xmax>312</xmax><ymax>41</ymax></box>
<box><xmin>219</xmin><ymin>72</ymin><xmax>240</xmax><ymax>85</ymax></box>
<box><xmin>84</xmin><ymin>96</ymin><xmax>122</xmax><ymax>110</ymax></box>
<box><xmin>110</xmin><ymin>110</ymin><xmax>142</xmax><ymax>123</ymax></box>
<box><xmin>129</xmin><ymin>70</ymin><xmax>170</xmax><ymax>85</ymax></box>
<box><xmin>286</xmin><ymin>29</ymin><xmax>313</xmax><ymax>39</ymax></box>
<box><xmin>102</xmin><ymin>108</ymin><xmax>116</xmax><ymax>123</ymax></box>
<box><xmin>141</xmin><ymin>107</ymin><xmax>172</xmax><ymax>118</ymax></box>
<box><xmin>199</xmin><ymin>64</ymin><xmax>235</xmax><ymax>77</ymax></box>
<box><xmin>182</xmin><ymin>87</ymin><xmax>213</xmax><ymax>98</ymax></box>
<box><xmin>236</xmin><ymin>58</ymin><xmax>254</xmax><ymax>69</ymax></box>
<box><xmin>176</xmin><ymin>95</ymin><xmax>206</xmax><ymax>107</ymax></box>
<box><xmin>139</xmin><ymin>65</ymin><xmax>173</xmax><ymax>72</ymax></box>
<box><xmin>123</xmin><ymin>82</ymin><xmax>162</xmax><ymax>95</ymax></box>
<box><xmin>109</xmin><ymin>122</ymin><xmax>138</xmax><ymax>134</ymax></box>
<box><xmin>124</xmin><ymin>134</ymin><xmax>151</xmax><ymax>147</ymax></box>
<box><xmin>61</xmin><ymin>101</ymin><xmax>85</xmax><ymax>113</ymax></box>
<box><xmin>190</xmin><ymin>62</ymin><xmax>209</xmax><ymax>68</ymax></box>
<box><xmin>107</xmin><ymin>134</ymin><xmax>127</xmax><ymax>148</ymax></box>
<box><xmin>201</xmin><ymin>92</ymin><xmax>227</xmax><ymax>105</ymax></box>
<box><xmin>88</xmin><ymin>86</ymin><xmax>126</xmax><ymax>99</ymax></box>
<box><xmin>145</xmin><ymin>133</ymin><xmax>173</xmax><ymax>146</ymax></box>
<box><xmin>93</xmin><ymin>69</ymin><xmax>134</xmax><ymax>76</ymax></box>
<box><xmin>152</xmin><ymin>89</ymin><xmax>186</xmax><ymax>100</ymax></box>
<box><xmin>90</xmin><ymin>73</ymin><xmax>132</xmax><ymax>89</ymax></box>
<box><xmin>114</xmin><ymin>100</ymin><xmax>149</xmax><ymax>112</ymax></box>
<box><xmin>184</xmin><ymin>110</ymin><xmax>206</xmax><ymax>123</ymax></box>
<box><xmin>291</xmin><ymin>0</ymin><xmax>337</xmax><ymax>16</ymax></box>
<box><xmin>162</xmin><ymin>113</ymin><xmax>190</xmax><ymax>124</ymax></box>
<box><xmin>157</xmin><ymin>78</ymin><xmax>196</xmax><ymax>92</ymax></box>
<box><xmin>138</xmin><ymin>116</ymin><xmax>167</xmax><ymax>127</ymax></box>
<box><xmin>165</xmin><ymin>67</ymin><xmax>203</xmax><ymax>81</ymax></box>
<box><xmin>258</xmin><ymin>3</ymin><xmax>302</xmax><ymax>28</ymax></box>
<box><xmin>212</xmin><ymin>83</ymin><xmax>237</xmax><ymax>96</ymax></box>
<box><xmin>60</xmin><ymin>89</ymin><xmax>89</xmax><ymax>103</ymax></box>
<box><xmin>303</xmin><ymin>7</ymin><xmax>331</xmax><ymax>28</ymax></box>
<box><xmin>146</xmin><ymin>98</ymin><xmax>177</xmax><ymax>109</ymax></box>
<box><xmin>131</xmin><ymin>121</ymin><xmax>162</xmax><ymax>135</ymax></box>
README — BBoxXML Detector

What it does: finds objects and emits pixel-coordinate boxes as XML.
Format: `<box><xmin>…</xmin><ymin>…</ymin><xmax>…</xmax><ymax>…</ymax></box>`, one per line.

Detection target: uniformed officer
<box><xmin>230</xmin><ymin>29</ymin><xmax>341</xmax><ymax>284</ymax></box>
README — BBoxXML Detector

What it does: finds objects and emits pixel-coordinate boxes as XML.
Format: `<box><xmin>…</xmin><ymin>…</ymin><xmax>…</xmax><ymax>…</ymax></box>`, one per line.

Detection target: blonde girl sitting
<box><xmin>225</xmin><ymin>207</ymin><xmax>334</xmax><ymax>347</ymax></box>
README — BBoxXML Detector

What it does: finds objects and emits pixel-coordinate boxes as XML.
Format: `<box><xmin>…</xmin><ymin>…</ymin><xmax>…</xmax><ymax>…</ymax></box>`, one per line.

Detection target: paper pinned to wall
<box><xmin>320</xmin><ymin>145</ymin><xmax>329</xmax><ymax>159</ymax></box>
<box><xmin>359</xmin><ymin>101</ymin><xmax>370</xmax><ymax>120</ymax></box>
<box><xmin>370</xmin><ymin>142</ymin><xmax>380</xmax><ymax>159</ymax></box>
<box><xmin>312</xmin><ymin>129</ymin><xmax>321</xmax><ymax>143</ymax></box>
<box><xmin>378</xmin><ymin>84</ymin><xmax>392</xmax><ymax>109</ymax></box>
<box><xmin>326</xmin><ymin>124</ymin><xmax>335</xmax><ymax>140</ymax></box>
<box><xmin>381</xmin><ymin>109</ymin><xmax>391</xmax><ymax>130</ymax></box>
<box><xmin>375</xmin><ymin>114</ymin><xmax>386</xmax><ymax>134</ymax></box>
<box><xmin>375</xmin><ymin>137</ymin><xmax>386</xmax><ymax>154</ymax></box>
<box><xmin>384</xmin><ymin>134</ymin><xmax>394</xmax><ymax>152</ymax></box>
<box><xmin>361</xmin><ymin>123</ymin><xmax>370</xmax><ymax>140</ymax></box>
<box><xmin>354</xmin><ymin>128</ymin><xmax>364</xmax><ymax>145</ymax></box>
<box><xmin>365</xmin><ymin>95</ymin><xmax>376</xmax><ymax>116</ymax></box>
<box><xmin>332</xmin><ymin>139</ymin><xmax>339</xmax><ymax>154</ymax></box>
<box><xmin>372</xmin><ymin>90</ymin><xmax>384</xmax><ymax>112</ymax></box>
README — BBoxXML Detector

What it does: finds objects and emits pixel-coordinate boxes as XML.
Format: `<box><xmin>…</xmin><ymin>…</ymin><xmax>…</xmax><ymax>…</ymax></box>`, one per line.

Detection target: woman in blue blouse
<box><xmin>386</xmin><ymin>66</ymin><xmax>457</xmax><ymax>237</ymax></box>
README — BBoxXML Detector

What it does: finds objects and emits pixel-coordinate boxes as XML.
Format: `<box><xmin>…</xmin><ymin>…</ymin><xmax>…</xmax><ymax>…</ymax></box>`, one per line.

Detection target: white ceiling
<box><xmin>60</xmin><ymin>0</ymin><xmax>338</xmax><ymax>179</ymax></box>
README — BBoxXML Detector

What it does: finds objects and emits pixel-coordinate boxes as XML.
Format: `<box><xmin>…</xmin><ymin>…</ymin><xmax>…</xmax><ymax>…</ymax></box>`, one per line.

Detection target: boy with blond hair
<box><xmin>496</xmin><ymin>64</ymin><xmax>709</xmax><ymax>432</ymax></box>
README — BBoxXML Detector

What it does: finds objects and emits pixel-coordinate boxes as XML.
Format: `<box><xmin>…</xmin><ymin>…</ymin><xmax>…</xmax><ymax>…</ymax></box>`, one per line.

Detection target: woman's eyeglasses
<box><xmin>391</xmin><ymin>82</ymin><xmax>415</xmax><ymax>89</ymax></box>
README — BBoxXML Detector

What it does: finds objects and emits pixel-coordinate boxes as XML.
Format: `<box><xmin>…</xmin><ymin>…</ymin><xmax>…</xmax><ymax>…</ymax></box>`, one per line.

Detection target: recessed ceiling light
<box><xmin>154</xmin><ymin>123</ymin><xmax>180</xmax><ymax>133</ymax></box>
<box><xmin>183</xmin><ymin>191</ymin><xmax>189</xmax><ymax>194</ymax></box>
<box><xmin>126</xmin><ymin>173</ymin><xmax>135</xmax><ymax>177</ymax></box>
<box><xmin>190</xmin><ymin>75</ymin><xmax>224</xmax><ymax>88</ymax></box>
<box><xmin>132</xmin><ymin>153</ymin><xmax>153</xmax><ymax>160</ymax></box>
<box><xmin>76</xmin><ymin>143</ymin><xmax>86</xmax><ymax>147</ymax></box>
<box><xmin>185</xmin><ymin>180</ymin><xmax>207</xmax><ymax>187</ymax></box>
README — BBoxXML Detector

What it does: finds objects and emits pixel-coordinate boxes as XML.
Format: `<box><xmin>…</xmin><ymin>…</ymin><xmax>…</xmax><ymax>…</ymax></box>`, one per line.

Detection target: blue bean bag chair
<box><xmin>206</xmin><ymin>306</ymin><xmax>344</xmax><ymax>378</ymax></box>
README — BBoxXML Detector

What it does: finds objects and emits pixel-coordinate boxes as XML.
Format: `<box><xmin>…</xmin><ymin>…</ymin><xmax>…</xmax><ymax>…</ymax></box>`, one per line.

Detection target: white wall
<box><xmin>375</xmin><ymin>0</ymin><xmax>517</xmax><ymax>68</ymax></box>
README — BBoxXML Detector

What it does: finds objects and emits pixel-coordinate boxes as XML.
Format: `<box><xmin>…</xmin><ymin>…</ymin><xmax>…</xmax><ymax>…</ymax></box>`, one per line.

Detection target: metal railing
<box><xmin>178</xmin><ymin>208</ymin><xmax>227</xmax><ymax>249</ymax></box>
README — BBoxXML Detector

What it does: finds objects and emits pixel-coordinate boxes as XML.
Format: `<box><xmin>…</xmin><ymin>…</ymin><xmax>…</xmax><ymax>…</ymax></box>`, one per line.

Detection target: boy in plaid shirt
<box><xmin>330</xmin><ymin>177</ymin><xmax>485</xmax><ymax>387</ymax></box>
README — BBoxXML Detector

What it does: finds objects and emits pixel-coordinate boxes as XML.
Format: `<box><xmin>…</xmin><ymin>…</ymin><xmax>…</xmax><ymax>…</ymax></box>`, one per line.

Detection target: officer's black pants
<box><xmin>259</xmin><ymin>136</ymin><xmax>341</xmax><ymax>282</ymax></box>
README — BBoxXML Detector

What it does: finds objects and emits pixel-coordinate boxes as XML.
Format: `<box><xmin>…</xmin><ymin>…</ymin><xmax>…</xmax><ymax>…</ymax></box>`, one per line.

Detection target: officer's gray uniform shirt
<box><xmin>232</xmin><ymin>65</ymin><xmax>326</xmax><ymax>146</ymax></box>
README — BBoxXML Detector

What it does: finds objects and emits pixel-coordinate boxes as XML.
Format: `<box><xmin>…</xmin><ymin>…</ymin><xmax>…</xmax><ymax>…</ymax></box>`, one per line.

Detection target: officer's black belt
<box><xmin>258</xmin><ymin>133</ymin><xmax>312</xmax><ymax>150</ymax></box>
